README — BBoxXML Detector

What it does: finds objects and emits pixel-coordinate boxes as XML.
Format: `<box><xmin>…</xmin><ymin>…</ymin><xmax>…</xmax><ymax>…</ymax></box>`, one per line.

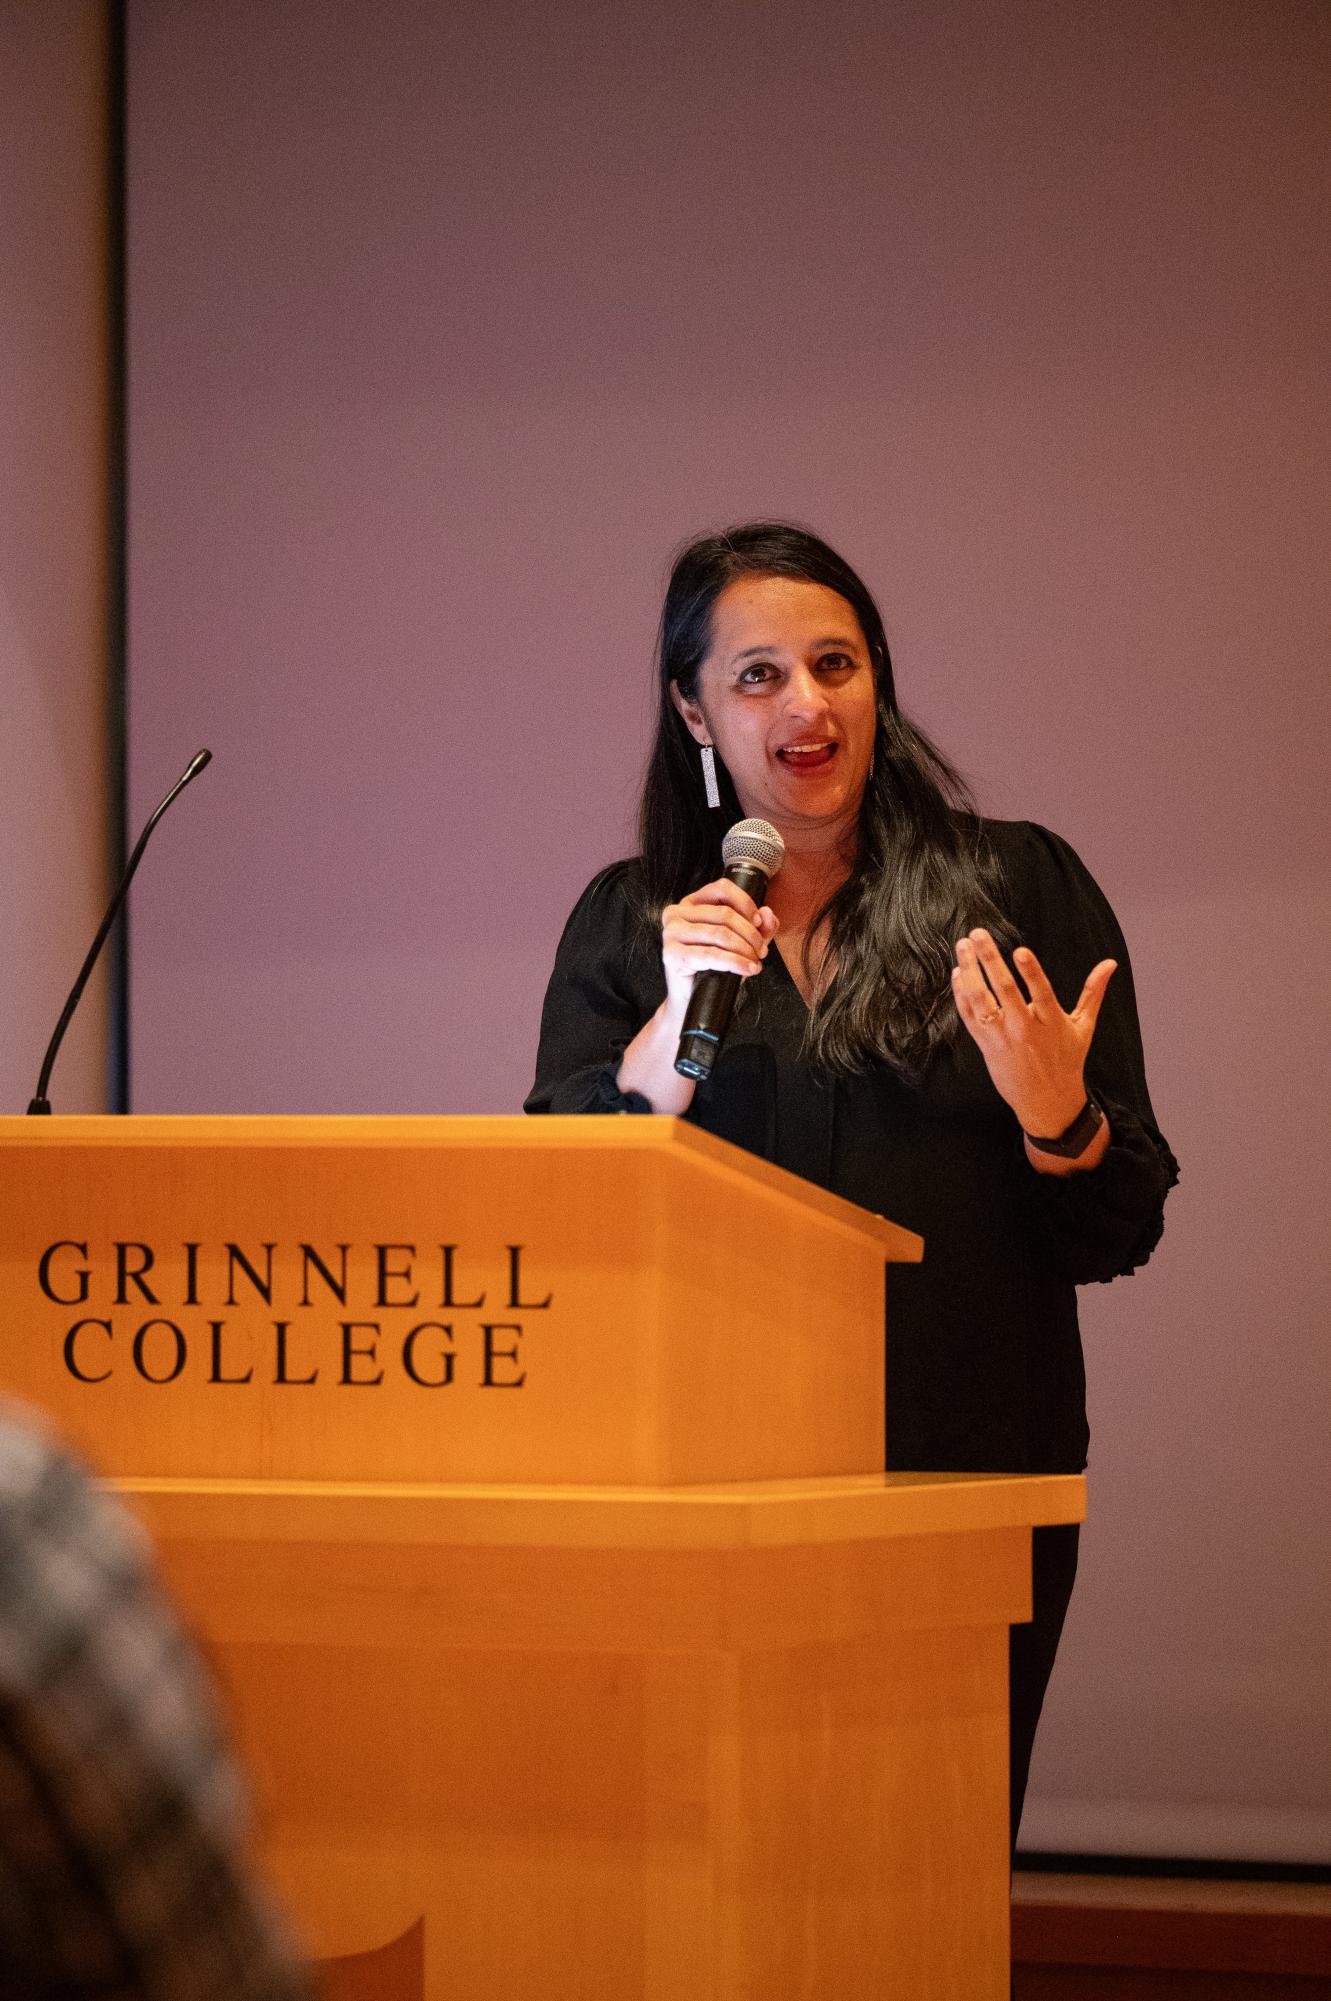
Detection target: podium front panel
<box><xmin>0</xmin><ymin>1116</ymin><xmax>919</xmax><ymax>1485</ymax></box>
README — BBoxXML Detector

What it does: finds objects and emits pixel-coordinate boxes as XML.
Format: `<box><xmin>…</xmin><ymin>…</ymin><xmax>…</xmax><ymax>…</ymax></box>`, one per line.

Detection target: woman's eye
<box><xmin>818</xmin><ymin>653</ymin><xmax>854</xmax><ymax>674</ymax></box>
<box><xmin>738</xmin><ymin>664</ymin><xmax>773</xmax><ymax>685</ymax></box>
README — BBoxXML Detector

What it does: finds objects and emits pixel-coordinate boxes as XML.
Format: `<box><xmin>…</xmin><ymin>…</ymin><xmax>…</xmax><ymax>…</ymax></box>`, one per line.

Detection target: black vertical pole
<box><xmin>106</xmin><ymin>0</ymin><xmax>129</xmax><ymax>1110</ymax></box>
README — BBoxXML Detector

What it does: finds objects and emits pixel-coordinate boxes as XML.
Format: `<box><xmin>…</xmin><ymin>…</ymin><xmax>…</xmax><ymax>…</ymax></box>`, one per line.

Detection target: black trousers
<box><xmin>1008</xmin><ymin>1520</ymin><xmax>1080</xmax><ymax>1853</ymax></box>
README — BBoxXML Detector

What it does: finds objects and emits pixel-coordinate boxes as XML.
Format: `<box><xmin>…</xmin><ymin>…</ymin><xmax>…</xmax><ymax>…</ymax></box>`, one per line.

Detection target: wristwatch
<box><xmin>1023</xmin><ymin>1095</ymin><xmax>1106</xmax><ymax>1158</ymax></box>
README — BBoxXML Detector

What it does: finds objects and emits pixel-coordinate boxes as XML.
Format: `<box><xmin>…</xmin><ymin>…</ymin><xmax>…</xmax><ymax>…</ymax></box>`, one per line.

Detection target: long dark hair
<box><xmin>638</xmin><ymin>520</ymin><xmax>1013</xmax><ymax>1077</ymax></box>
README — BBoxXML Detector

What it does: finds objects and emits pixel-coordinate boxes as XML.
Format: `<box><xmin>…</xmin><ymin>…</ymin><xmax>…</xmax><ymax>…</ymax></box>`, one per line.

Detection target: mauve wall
<box><xmin>126</xmin><ymin>0</ymin><xmax>1331</xmax><ymax>1859</ymax></box>
<box><xmin>1</xmin><ymin>5</ymin><xmax>109</xmax><ymax>1117</ymax></box>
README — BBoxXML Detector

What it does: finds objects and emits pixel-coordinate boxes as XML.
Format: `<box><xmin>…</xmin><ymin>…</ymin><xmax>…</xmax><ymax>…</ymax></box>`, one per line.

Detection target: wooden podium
<box><xmin>0</xmin><ymin>1115</ymin><xmax>1083</xmax><ymax>2000</ymax></box>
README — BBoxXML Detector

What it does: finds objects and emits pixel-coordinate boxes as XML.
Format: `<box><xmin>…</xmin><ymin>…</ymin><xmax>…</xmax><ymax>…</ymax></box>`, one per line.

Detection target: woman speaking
<box><xmin>525</xmin><ymin>520</ymin><xmax>1177</xmax><ymax>1843</ymax></box>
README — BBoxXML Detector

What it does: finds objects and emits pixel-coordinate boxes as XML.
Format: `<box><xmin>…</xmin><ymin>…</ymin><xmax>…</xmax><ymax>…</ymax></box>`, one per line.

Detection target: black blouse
<box><xmin>525</xmin><ymin>819</ymin><xmax>1178</xmax><ymax>1475</ymax></box>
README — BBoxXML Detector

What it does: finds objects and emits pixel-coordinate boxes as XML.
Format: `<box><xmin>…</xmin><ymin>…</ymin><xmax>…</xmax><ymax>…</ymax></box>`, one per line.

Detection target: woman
<box><xmin>526</xmin><ymin>521</ymin><xmax>1177</xmax><ymax>1844</ymax></box>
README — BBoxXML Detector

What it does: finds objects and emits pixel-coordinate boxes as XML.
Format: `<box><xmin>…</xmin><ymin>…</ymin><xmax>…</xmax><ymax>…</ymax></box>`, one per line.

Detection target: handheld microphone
<box><xmin>675</xmin><ymin>817</ymin><xmax>785</xmax><ymax>1083</ymax></box>
<box><xmin>28</xmin><ymin>748</ymin><xmax>213</xmax><ymax>1114</ymax></box>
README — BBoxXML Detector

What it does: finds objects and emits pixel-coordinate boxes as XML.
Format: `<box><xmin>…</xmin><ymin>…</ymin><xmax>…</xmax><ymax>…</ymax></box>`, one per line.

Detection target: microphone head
<box><xmin>722</xmin><ymin>817</ymin><xmax>785</xmax><ymax>881</ymax></box>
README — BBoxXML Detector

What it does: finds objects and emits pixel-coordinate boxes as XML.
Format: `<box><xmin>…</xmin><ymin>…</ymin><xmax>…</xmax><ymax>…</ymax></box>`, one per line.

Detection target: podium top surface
<box><xmin>0</xmin><ymin>1112</ymin><xmax>923</xmax><ymax>1262</ymax></box>
<box><xmin>115</xmin><ymin>1469</ymin><xmax>1085</xmax><ymax>1550</ymax></box>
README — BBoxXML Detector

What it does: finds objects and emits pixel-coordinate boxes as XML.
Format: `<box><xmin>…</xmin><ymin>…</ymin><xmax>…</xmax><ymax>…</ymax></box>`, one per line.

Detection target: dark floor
<box><xmin>1017</xmin><ymin>1972</ymin><xmax>1330</xmax><ymax>2000</ymax></box>
<box><xmin>1013</xmin><ymin>1873</ymin><xmax>1331</xmax><ymax>2001</ymax></box>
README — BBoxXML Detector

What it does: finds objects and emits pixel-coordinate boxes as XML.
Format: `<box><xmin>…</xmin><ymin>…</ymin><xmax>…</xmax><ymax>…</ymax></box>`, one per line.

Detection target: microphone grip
<box><xmin>675</xmin><ymin>974</ymin><xmax>741</xmax><ymax>1082</ymax></box>
<box><xmin>673</xmin><ymin>860</ymin><xmax>771</xmax><ymax>1083</ymax></box>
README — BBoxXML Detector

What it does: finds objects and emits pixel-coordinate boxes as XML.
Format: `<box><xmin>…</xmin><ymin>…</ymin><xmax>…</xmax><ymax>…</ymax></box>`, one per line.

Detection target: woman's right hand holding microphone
<box><xmin>617</xmin><ymin>879</ymin><xmax>780</xmax><ymax>1112</ymax></box>
<box><xmin>661</xmin><ymin>879</ymin><xmax>779</xmax><ymax>1014</ymax></box>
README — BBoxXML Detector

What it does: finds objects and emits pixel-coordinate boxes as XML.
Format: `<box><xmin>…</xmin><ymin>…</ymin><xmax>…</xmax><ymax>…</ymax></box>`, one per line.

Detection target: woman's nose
<box><xmin>783</xmin><ymin>667</ymin><xmax>831</xmax><ymax>719</ymax></box>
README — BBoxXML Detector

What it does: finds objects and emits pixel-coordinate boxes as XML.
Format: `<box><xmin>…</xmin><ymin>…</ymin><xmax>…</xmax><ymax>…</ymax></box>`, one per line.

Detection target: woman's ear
<box><xmin>669</xmin><ymin>679</ymin><xmax>709</xmax><ymax>746</ymax></box>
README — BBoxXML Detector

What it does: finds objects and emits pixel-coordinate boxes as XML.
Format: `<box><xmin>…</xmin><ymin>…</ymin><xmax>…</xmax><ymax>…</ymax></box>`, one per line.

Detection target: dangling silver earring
<box><xmin>700</xmin><ymin>742</ymin><xmax>721</xmax><ymax>810</ymax></box>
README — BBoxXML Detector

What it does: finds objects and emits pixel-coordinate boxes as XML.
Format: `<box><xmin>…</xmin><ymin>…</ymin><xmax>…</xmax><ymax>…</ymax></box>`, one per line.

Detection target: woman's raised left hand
<box><xmin>952</xmin><ymin>928</ymin><xmax>1116</xmax><ymax>1143</ymax></box>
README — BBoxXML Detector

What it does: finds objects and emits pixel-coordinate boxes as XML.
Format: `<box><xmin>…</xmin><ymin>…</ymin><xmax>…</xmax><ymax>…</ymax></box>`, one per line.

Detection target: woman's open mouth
<box><xmin>775</xmin><ymin>740</ymin><xmax>838</xmax><ymax>773</ymax></box>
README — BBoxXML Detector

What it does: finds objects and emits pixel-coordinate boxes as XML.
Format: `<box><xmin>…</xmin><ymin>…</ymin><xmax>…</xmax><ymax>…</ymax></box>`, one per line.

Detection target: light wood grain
<box><xmin>0</xmin><ymin>1114</ymin><xmax>924</xmax><ymax>1258</ymax></box>
<box><xmin>1</xmin><ymin>1115</ymin><xmax>1084</xmax><ymax>1998</ymax></box>
<box><xmin>0</xmin><ymin>1115</ymin><xmax>918</xmax><ymax>1486</ymax></box>
<box><xmin>135</xmin><ymin>1480</ymin><xmax>1068</xmax><ymax>1999</ymax></box>
<box><xmin>116</xmin><ymin>1468</ymin><xmax>1086</xmax><ymax>1548</ymax></box>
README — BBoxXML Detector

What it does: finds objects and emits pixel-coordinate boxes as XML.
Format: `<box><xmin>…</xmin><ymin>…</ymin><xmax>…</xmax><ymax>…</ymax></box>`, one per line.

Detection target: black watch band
<box><xmin>1023</xmin><ymin>1095</ymin><xmax>1105</xmax><ymax>1158</ymax></box>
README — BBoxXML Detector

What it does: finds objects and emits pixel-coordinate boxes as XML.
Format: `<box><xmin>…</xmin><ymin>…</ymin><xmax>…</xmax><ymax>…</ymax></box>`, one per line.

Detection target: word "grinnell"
<box><xmin>37</xmin><ymin>1241</ymin><xmax>553</xmax><ymax>1391</ymax></box>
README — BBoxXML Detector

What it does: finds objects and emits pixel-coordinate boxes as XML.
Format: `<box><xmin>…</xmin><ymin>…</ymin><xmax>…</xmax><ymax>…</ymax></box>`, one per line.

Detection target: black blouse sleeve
<box><xmin>1005</xmin><ymin>821</ymin><xmax>1179</xmax><ymax>1285</ymax></box>
<box><xmin>524</xmin><ymin>861</ymin><xmax>664</xmax><ymax>1116</ymax></box>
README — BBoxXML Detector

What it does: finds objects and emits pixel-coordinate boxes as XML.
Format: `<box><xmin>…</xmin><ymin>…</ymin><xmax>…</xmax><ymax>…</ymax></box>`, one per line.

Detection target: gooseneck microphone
<box><xmin>675</xmin><ymin>817</ymin><xmax>786</xmax><ymax>1083</ymax></box>
<box><xmin>28</xmin><ymin>748</ymin><xmax>213</xmax><ymax>1114</ymax></box>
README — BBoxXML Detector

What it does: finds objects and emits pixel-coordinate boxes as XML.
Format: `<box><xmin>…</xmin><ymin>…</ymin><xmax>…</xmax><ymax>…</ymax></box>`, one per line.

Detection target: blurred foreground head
<box><xmin>0</xmin><ymin>1398</ymin><xmax>309</xmax><ymax>2001</ymax></box>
